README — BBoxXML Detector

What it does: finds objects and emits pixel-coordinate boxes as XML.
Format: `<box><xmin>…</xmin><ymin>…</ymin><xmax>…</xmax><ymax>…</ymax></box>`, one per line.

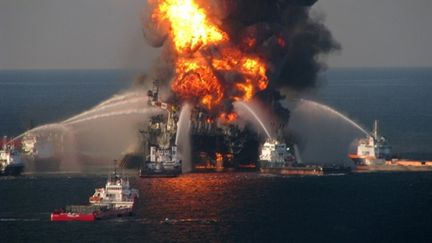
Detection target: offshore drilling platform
<box><xmin>137</xmin><ymin>81</ymin><xmax>182</xmax><ymax>176</ymax></box>
<box><xmin>120</xmin><ymin>0</ymin><xmax>340</xmax><ymax>175</ymax></box>
<box><xmin>121</xmin><ymin>81</ymin><xmax>261</xmax><ymax>176</ymax></box>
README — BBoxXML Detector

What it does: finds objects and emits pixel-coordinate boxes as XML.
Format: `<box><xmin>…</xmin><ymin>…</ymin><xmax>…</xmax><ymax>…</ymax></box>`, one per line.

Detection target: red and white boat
<box><xmin>51</xmin><ymin>170</ymin><xmax>139</xmax><ymax>222</ymax></box>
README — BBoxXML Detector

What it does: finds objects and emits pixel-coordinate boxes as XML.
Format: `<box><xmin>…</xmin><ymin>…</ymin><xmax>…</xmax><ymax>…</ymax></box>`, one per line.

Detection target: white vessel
<box><xmin>89</xmin><ymin>170</ymin><xmax>139</xmax><ymax>209</ymax></box>
<box><xmin>349</xmin><ymin>120</ymin><xmax>432</xmax><ymax>172</ymax></box>
<box><xmin>259</xmin><ymin>138</ymin><xmax>351</xmax><ymax>175</ymax></box>
<box><xmin>349</xmin><ymin>120</ymin><xmax>392</xmax><ymax>166</ymax></box>
<box><xmin>0</xmin><ymin>136</ymin><xmax>24</xmax><ymax>176</ymax></box>
<box><xmin>51</xmin><ymin>169</ymin><xmax>139</xmax><ymax>221</ymax></box>
<box><xmin>259</xmin><ymin>138</ymin><xmax>296</xmax><ymax>168</ymax></box>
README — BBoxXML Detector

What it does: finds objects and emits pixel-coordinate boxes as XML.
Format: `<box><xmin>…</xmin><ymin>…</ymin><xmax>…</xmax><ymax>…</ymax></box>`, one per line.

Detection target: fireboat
<box><xmin>349</xmin><ymin>120</ymin><xmax>432</xmax><ymax>172</ymax></box>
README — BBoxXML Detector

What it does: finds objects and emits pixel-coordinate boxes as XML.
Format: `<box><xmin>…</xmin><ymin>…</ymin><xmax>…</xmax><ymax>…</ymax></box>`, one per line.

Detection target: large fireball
<box><xmin>150</xmin><ymin>0</ymin><xmax>269</xmax><ymax>115</ymax></box>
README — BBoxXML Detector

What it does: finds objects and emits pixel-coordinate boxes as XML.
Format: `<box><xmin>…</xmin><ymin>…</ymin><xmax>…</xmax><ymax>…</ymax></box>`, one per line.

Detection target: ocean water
<box><xmin>0</xmin><ymin>69</ymin><xmax>133</xmax><ymax>136</ymax></box>
<box><xmin>0</xmin><ymin>173</ymin><xmax>431</xmax><ymax>242</ymax></box>
<box><xmin>1</xmin><ymin>68</ymin><xmax>432</xmax><ymax>242</ymax></box>
<box><xmin>314</xmin><ymin>68</ymin><xmax>432</xmax><ymax>160</ymax></box>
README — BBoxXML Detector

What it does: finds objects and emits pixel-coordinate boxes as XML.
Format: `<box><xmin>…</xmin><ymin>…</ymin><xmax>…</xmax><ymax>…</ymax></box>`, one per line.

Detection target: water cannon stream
<box><xmin>234</xmin><ymin>101</ymin><xmax>272</xmax><ymax>140</ymax></box>
<box><xmin>298</xmin><ymin>99</ymin><xmax>369</xmax><ymax>136</ymax></box>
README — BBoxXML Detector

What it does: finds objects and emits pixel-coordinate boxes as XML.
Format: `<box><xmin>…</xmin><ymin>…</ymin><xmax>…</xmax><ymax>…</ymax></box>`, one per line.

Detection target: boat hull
<box><xmin>139</xmin><ymin>170</ymin><xmax>181</xmax><ymax>178</ymax></box>
<box><xmin>354</xmin><ymin>164</ymin><xmax>432</xmax><ymax>173</ymax></box>
<box><xmin>51</xmin><ymin>212</ymin><xmax>96</xmax><ymax>222</ymax></box>
<box><xmin>139</xmin><ymin>167</ymin><xmax>181</xmax><ymax>178</ymax></box>
<box><xmin>50</xmin><ymin>207</ymin><xmax>134</xmax><ymax>222</ymax></box>
<box><xmin>260</xmin><ymin>166</ymin><xmax>324</xmax><ymax>176</ymax></box>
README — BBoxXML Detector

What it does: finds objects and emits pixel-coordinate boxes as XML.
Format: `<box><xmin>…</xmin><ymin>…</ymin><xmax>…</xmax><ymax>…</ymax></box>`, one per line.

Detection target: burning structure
<box><xmin>123</xmin><ymin>0</ymin><xmax>339</xmax><ymax>172</ymax></box>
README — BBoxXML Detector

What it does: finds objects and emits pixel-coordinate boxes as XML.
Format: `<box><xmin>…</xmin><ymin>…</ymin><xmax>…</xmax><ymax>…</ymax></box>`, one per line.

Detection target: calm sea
<box><xmin>0</xmin><ymin>68</ymin><xmax>431</xmax><ymax>242</ymax></box>
<box><xmin>315</xmin><ymin>68</ymin><xmax>432</xmax><ymax>160</ymax></box>
<box><xmin>0</xmin><ymin>69</ymin><xmax>133</xmax><ymax>136</ymax></box>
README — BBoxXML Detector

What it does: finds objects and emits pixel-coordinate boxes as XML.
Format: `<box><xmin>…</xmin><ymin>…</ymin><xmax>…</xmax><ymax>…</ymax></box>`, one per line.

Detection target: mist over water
<box><xmin>286</xmin><ymin>99</ymin><xmax>369</xmax><ymax>164</ymax></box>
<box><xmin>176</xmin><ymin>104</ymin><xmax>192</xmax><ymax>173</ymax></box>
<box><xmin>3</xmin><ymin>68</ymin><xmax>432</xmax><ymax>170</ymax></box>
<box><xmin>299</xmin><ymin>99</ymin><xmax>369</xmax><ymax>136</ymax></box>
<box><xmin>2</xmin><ymin>69</ymin><xmax>432</xmax><ymax>242</ymax></box>
<box><xmin>63</xmin><ymin>93</ymin><xmax>149</xmax><ymax>124</ymax></box>
<box><xmin>233</xmin><ymin>101</ymin><xmax>274</xmax><ymax>140</ymax></box>
<box><xmin>12</xmin><ymin>88</ymin><xmax>164</xmax><ymax>171</ymax></box>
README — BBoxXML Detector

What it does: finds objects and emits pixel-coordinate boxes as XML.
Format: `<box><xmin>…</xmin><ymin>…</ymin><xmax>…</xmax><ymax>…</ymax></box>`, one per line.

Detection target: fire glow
<box><xmin>151</xmin><ymin>0</ymin><xmax>269</xmax><ymax>115</ymax></box>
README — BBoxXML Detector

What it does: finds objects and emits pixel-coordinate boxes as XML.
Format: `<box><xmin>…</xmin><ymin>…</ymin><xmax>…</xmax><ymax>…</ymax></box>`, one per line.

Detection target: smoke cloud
<box><xmin>142</xmin><ymin>0</ymin><xmax>340</xmax><ymax>93</ymax></box>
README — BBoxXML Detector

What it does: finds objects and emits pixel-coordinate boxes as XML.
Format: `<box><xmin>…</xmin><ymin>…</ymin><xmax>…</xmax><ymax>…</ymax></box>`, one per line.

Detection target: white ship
<box><xmin>258</xmin><ymin>139</ymin><xmax>325</xmax><ymax>175</ymax></box>
<box><xmin>259</xmin><ymin>138</ymin><xmax>351</xmax><ymax>175</ymax></box>
<box><xmin>258</xmin><ymin>138</ymin><xmax>296</xmax><ymax>168</ymax></box>
<box><xmin>349</xmin><ymin>120</ymin><xmax>392</xmax><ymax>166</ymax></box>
<box><xmin>89</xmin><ymin>170</ymin><xmax>139</xmax><ymax>209</ymax></box>
<box><xmin>349</xmin><ymin>120</ymin><xmax>432</xmax><ymax>171</ymax></box>
<box><xmin>51</xmin><ymin>169</ymin><xmax>139</xmax><ymax>221</ymax></box>
<box><xmin>0</xmin><ymin>136</ymin><xmax>24</xmax><ymax>176</ymax></box>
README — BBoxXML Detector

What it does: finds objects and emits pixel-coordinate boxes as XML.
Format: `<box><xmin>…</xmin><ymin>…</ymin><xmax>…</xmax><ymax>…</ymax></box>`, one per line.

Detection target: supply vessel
<box><xmin>51</xmin><ymin>169</ymin><xmax>139</xmax><ymax>221</ymax></box>
<box><xmin>349</xmin><ymin>120</ymin><xmax>432</xmax><ymax>172</ymax></box>
<box><xmin>258</xmin><ymin>138</ymin><xmax>350</xmax><ymax>175</ymax></box>
<box><xmin>0</xmin><ymin>136</ymin><xmax>24</xmax><ymax>176</ymax></box>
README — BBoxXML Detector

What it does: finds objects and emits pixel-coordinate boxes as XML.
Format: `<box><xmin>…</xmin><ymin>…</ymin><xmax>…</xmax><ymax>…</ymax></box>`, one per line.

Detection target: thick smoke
<box><xmin>141</xmin><ymin>0</ymin><xmax>340</xmax><ymax>157</ymax></box>
<box><xmin>143</xmin><ymin>0</ymin><xmax>340</xmax><ymax>92</ymax></box>
<box><xmin>216</xmin><ymin>0</ymin><xmax>339</xmax><ymax>90</ymax></box>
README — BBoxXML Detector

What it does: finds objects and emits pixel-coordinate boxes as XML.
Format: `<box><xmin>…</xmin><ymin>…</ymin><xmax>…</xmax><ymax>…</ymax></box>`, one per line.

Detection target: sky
<box><xmin>0</xmin><ymin>0</ymin><xmax>431</xmax><ymax>69</ymax></box>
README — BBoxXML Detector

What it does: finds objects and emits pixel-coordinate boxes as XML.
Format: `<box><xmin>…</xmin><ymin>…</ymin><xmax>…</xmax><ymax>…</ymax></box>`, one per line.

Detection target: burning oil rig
<box><xmin>136</xmin><ymin>81</ymin><xmax>182</xmax><ymax>176</ymax></box>
<box><xmin>120</xmin><ymin>81</ymin><xmax>262</xmax><ymax>174</ymax></box>
<box><xmin>120</xmin><ymin>0</ymin><xmax>339</xmax><ymax>174</ymax></box>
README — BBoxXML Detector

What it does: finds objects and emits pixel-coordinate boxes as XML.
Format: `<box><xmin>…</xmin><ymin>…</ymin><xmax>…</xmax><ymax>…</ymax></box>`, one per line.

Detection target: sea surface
<box><xmin>0</xmin><ymin>172</ymin><xmax>431</xmax><ymax>242</ymax></box>
<box><xmin>1</xmin><ymin>68</ymin><xmax>432</xmax><ymax>242</ymax></box>
<box><xmin>315</xmin><ymin>68</ymin><xmax>432</xmax><ymax>160</ymax></box>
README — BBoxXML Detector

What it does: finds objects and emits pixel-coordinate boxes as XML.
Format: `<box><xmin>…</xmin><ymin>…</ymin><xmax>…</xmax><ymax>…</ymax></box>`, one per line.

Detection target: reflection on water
<box><xmin>1</xmin><ymin>172</ymin><xmax>432</xmax><ymax>242</ymax></box>
<box><xmin>137</xmin><ymin>173</ymin><xmax>253</xmax><ymax>221</ymax></box>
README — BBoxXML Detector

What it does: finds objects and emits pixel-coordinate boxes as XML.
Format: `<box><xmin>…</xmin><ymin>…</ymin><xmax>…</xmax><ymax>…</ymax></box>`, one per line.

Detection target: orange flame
<box><xmin>219</xmin><ymin>112</ymin><xmax>238</xmax><ymax>123</ymax></box>
<box><xmin>216</xmin><ymin>152</ymin><xmax>223</xmax><ymax>163</ymax></box>
<box><xmin>153</xmin><ymin>0</ymin><xmax>226</xmax><ymax>53</ymax></box>
<box><xmin>171</xmin><ymin>56</ymin><xmax>223</xmax><ymax>109</ymax></box>
<box><xmin>152</xmin><ymin>0</ymin><xmax>269</xmax><ymax>117</ymax></box>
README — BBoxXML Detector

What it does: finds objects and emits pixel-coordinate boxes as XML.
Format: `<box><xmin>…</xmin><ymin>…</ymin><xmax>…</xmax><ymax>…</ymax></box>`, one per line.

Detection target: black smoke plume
<box><xmin>142</xmin><ymin>0</ymin><xmax>340</xmax><ymax>92</ymax></box>
<box><xmin>139</xmin><ymin>0</ymin><xmax>340</xmax><ymax>165</ymax></box>
<box><xmin>141</xmin><ymin>0</ymin><xmax>341</xmax><ymax>150</ymax></box>
<box><xmin>217</xmin><ymin>0</ymin><xmax>340</xmax><ymax>91</ymax></box>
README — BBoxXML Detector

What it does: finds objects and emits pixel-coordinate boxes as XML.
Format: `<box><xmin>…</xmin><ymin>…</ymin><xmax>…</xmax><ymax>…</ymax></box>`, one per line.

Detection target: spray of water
<box><xmin>95</xmin><ymin>91</ymin><xmax>145</xmax><ymax>108</ymax></box>
<box><xmin>293</xmin><ymin>144</ymin><xmax>303</xmax><ymax>164</ymax></box>
<box><xmin>299</xmin><ymin>99</ymin><xmax>369</xmax><ymax>136</ymax></box>
<box><xmin>234</xmin><ymin>101</ymin><xmax>272</xmax><ymax>139</ymax></box>
<box><xmin>5</xmin><ymin>88</ymin><xmax>167</xmax><ymax>172</ymax></box>
<box><xmin>63</xmin><ymin>96</ymin><xmax>148</xmax><ymax>124</ymax></box>
<box><xmin>176</xmin><ymin>104</ymin><xmax>192</xmax><ymax>173</ymax></box>
<box><xmin>9</xmin><ymin>123</ymin><xmax>70</xmax><ymax>144</ymax></box>
<box><xmin>64</xmin><ymin>108</ymin><xmax>159</xmax><ymax>126</ymax></box>
<box><xmin>287</xmin><ymin>99</ymin><xmax>370</xmax><ymax>163</ymax></box>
